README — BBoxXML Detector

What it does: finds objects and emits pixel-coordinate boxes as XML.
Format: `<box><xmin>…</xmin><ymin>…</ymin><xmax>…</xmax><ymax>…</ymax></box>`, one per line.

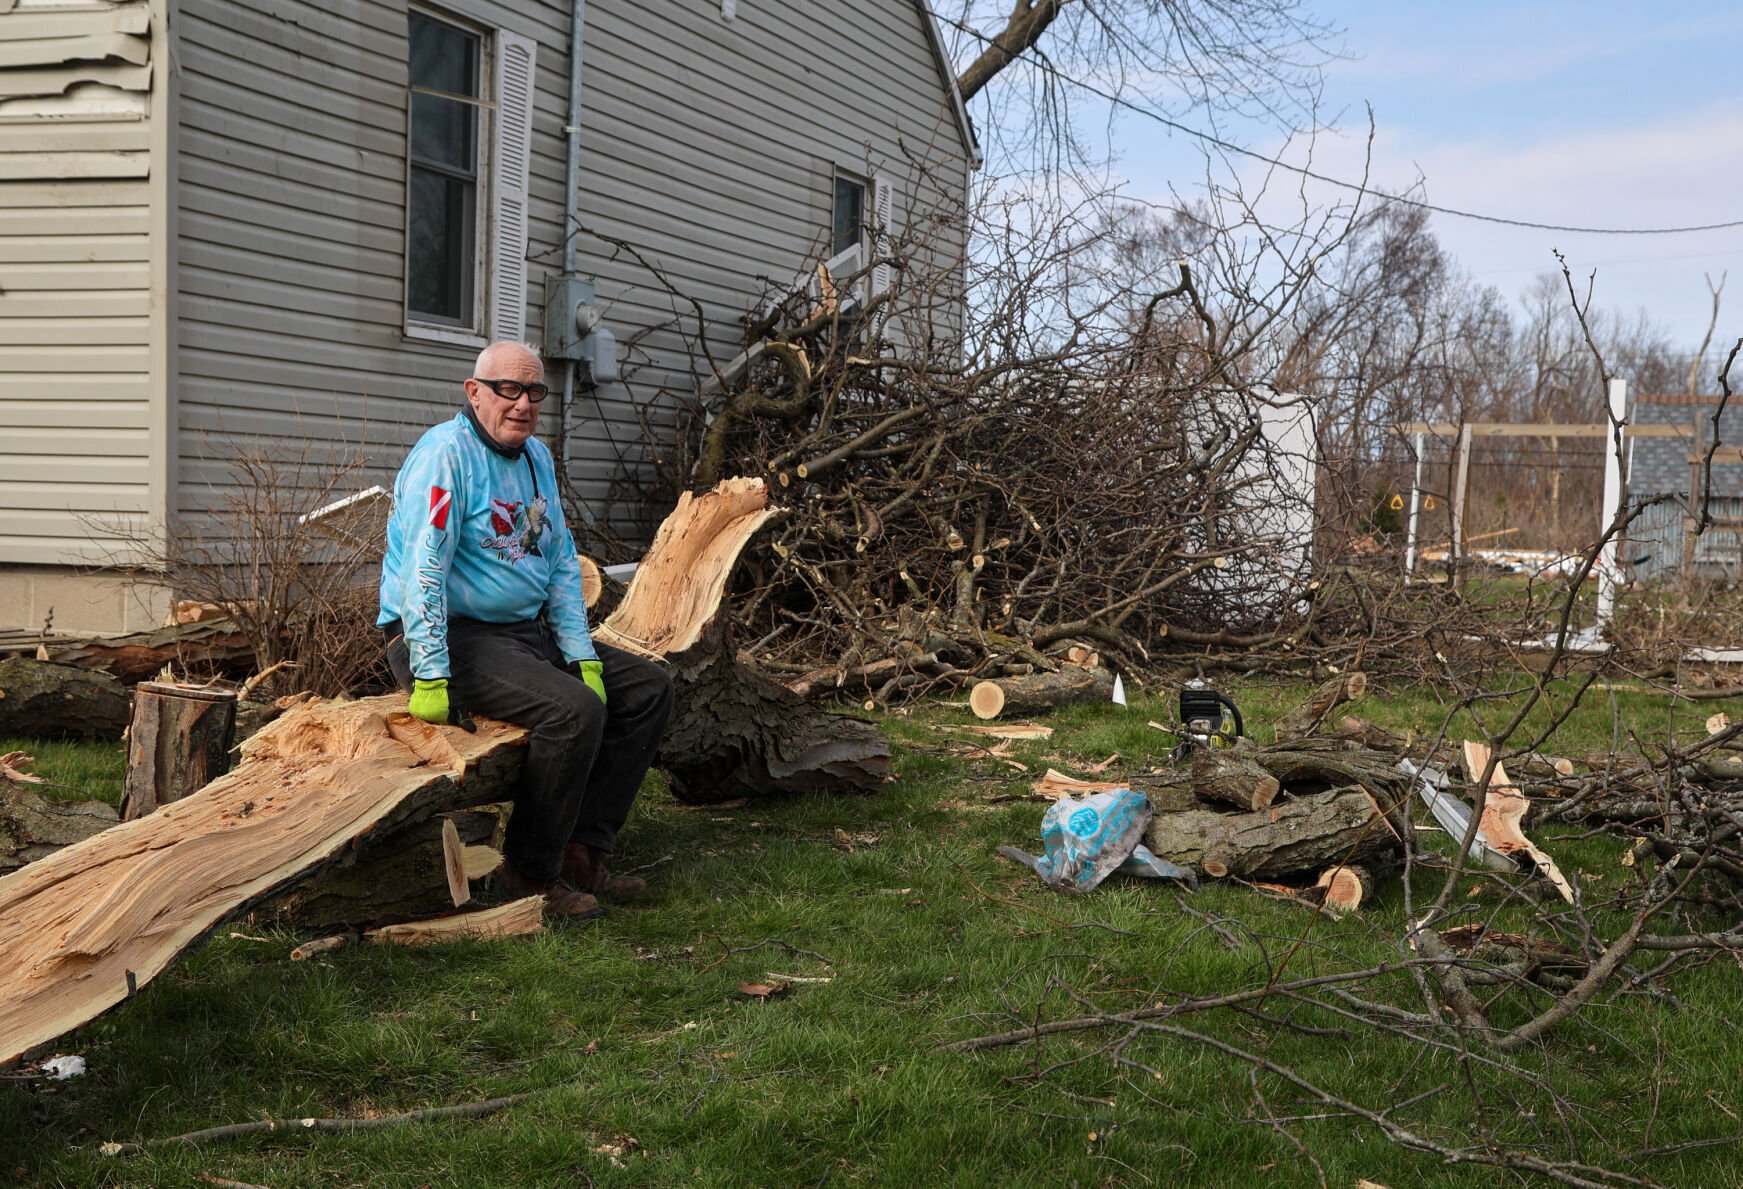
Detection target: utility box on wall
<box><xmin>543</xmin><ymin>274</ymin><xmax>596</xmax><ymax>361</ymax></box>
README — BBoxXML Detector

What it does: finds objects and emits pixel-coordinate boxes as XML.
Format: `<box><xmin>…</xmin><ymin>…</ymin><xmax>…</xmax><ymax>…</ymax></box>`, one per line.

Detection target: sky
<box><xmin>1104</xmin><ymin>0</ymin><xmax>1743</xmax><ymax>360</ymax></box>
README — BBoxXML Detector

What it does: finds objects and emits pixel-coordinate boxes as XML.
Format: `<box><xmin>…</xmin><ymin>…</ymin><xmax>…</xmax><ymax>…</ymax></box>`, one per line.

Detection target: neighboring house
<box><xmin>0</xmin><ymin>0</ymin><xmax>977</xmax><ymax>634</ymax></box>
<box><xmin>1624</xmin><ymin>392</ymin><xmax>1743</xmax><ymax>580</ymax></box>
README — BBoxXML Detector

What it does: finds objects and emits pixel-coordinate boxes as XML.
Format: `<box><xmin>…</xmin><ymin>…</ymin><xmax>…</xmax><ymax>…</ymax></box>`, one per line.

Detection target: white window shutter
<box><xmin>870</xmin><ymin>173</ymin><xmax>896</xmax><ymax>296</ymax></box>
<box><xmin>491</xmin><ymin>31</ymin><xmax>537</xmax><ymax>342</ymax></box>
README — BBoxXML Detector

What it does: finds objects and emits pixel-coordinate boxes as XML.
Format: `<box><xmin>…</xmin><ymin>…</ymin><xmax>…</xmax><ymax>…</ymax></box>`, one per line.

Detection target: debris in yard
<box><xmin>38</xmin><ymin>1054</ymin><xmax>85</xmax><ymax>1080</ymax></box>
<box><xmin>1272</xmin><ymin>671</ymin><xmax>1368</xmax><ymax>739</ymax></box>
<box><xmin>1315</xmin><ymin>864</ymin><xmax>1372</xmax><ymax>916</ymax></box>
<box><xmin>119</xmin><ymin>681</ymin><xmax>238</xmax><ymax>821</ymax></box>
<box><xmin>0</xmin><ymin>752</ymin><xmax>44</xmax><ymax>785</ymax></box>
<box><xmin>363</xmin><ymin>896</ymin><xmax>544</xmax><ymax>947</ymax></box>
<box><xmin>935</xmin><ymin>722</ymin><xmax>1053</xmax><ymax>740</ymax></box>
<box><xmin>997</xmin><ymin>788</ymin><xmax>1196</xmax><ymax>891</ymax></box>
<box><xmin>737</xmin><ymin>981</ymin><xmax>790</xmax><ymax>999</ymax></box>
<box><xmin>1462</xmin><ymin>741</ymin><xmax>1575</xmax><ymax>904</ymax></box>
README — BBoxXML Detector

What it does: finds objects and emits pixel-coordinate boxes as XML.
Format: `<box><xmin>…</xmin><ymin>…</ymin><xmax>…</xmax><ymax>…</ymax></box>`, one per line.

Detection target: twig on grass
<box><xmin>100</xmin><ymin>1093</ymin><xmax>533</xmax><ymax>1157</ymax></box>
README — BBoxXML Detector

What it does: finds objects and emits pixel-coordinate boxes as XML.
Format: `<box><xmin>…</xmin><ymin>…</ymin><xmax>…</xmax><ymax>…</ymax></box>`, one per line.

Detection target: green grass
<box><xmin>6</xmin><ymin>680</ymin><xmax>1743</xmax><ymax>1187</ymax></box>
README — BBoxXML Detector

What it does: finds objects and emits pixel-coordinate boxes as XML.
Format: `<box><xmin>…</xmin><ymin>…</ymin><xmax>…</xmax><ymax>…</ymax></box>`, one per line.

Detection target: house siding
<box><xmin>171</xmin><ymin>0</ymin><xmax>575</xmax><ymax>523</ymax></box>
<box><xmin>171</xmin><ymin>0</ymin><xmax>969</xmax><ymax>549</ymax></box>
<box><xmin>570</xmin><ymin>0</ymin><xmax>971</xmax><ymax>538</ymax></box>
<box><xmin>0</xmin><ymin>0</ymin><xmax>166</xmax><ymax>571</ymax></box>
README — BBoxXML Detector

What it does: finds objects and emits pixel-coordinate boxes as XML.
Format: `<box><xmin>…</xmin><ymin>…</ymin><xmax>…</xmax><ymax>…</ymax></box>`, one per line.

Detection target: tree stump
<box><xmin>120</xmin><ymin>683</ymin><xmax>238</xmax><ymax>821</ymax></box>
<box><xmin>0</xmin><ymin>657</ymin><xmax>130</xmax><ymax>741</ymax></box>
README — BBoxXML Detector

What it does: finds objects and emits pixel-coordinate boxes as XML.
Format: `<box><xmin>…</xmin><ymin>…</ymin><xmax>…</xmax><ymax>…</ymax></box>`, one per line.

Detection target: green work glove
<box><xmin>408</xmin><ymin>677</ymin><xmax>476</xmax><ymax>732</ymax></box>
<box><xmin>572</xmin><ymin>659</ymin><xmax>607</xmax><ymax>707</ymax></box>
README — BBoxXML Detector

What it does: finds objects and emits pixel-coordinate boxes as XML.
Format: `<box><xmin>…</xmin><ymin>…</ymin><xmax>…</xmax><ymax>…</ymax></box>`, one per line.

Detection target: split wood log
<box><xmin>1188</xmin><ymin>750</ymin><xmax>1280</xmax><ymax>811</ymax></box>
<box><xmin>262</xmin><ymin>808</ymin><xmax>504</xmax><ymax>933</ymax></box>
<box><xmin>1315</xmin><ymin>864</ymin><xmax>1373</xmax><ymax>916</ymax></box>
<box><xmin>969</xmin><ymin>666</ymin><xmax>1115</xmax><ymax>720</ymax></box>
<box><xmin>363</xmin><ymin>896</ymin><xmax>542</xmax><ymax>946</ymax></box>
<box><xmin>1462</xmin><ymin>741</ymin><xmax>1575</xmax><ymax>904</ymax></box>
<box><xmin>1272</xmin><ymin>672</ymin><xmax>1367</xmax><ymax>740</ymax></box>
<box><xmin>0</xmin><ymin>695</ymin><xmax>530</xmax><ymax>1066</ymax></box>
<box><xmin>1030</xmin><ymin>768</ymin><xmax>1198</xmax><ymax>813</ymax></box>
<box><xmin>0</xmin><ymin>780</ymin><xmax>119</xmax><ymax>873</ymax></box>
<box><xmin>46</xmin><ymin>620</ymin><xmax>254</xmax><ymax>684</ymax></box>
<box><xmin>596</xmin><ymin>478</ymin><xmax>888</xmax><ymax>803</ymax></box>
<box><xmin>119</xmin><ymin>682</ymin><xmax>237</xmax><ymax>821</ymax></box>
<box><xmin>0</xmin><ymin>657</ymin><xmax>130</xmax><ymax>741</ymax></box>
<box><xmin>1142</xmin><ymin>787</ymin><xmax>1401</xmax><ymax>880</ymax></box>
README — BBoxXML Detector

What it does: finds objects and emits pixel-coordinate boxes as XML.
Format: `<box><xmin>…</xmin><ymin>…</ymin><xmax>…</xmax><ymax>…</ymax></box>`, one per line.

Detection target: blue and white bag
<box><xmin>998</xmin><ymin>789</ymin><xmax>1196</xmax><ymax>892</ymax></box>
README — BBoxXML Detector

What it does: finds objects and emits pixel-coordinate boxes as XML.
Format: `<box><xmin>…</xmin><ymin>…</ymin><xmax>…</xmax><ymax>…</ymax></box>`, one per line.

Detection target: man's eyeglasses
<box><xmin>472</xmin><ymin>377</ymin><xmax>550</xmax><ymax>403</ymax></box>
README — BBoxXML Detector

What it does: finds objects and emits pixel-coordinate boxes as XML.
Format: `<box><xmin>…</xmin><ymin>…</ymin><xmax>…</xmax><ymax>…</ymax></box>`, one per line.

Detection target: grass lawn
<box><xmin>4</xmin><ymin>677</ymin><xmax>1743</xmax><ymax>1187</ymax></box>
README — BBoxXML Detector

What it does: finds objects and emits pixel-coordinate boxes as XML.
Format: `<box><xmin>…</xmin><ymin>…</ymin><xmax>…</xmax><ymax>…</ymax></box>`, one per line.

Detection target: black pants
<box><xmin>389</xmin><ymin>618</ymin><xmax>674</xmax><ymax>881</ymax></box>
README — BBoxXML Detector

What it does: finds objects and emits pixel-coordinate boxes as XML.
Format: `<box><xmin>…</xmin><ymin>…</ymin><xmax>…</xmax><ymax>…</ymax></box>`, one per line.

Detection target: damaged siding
<box><xmin>0</xmin><ymin>0</ymin><xmax>166</xmax><ymax>564</ymax></box>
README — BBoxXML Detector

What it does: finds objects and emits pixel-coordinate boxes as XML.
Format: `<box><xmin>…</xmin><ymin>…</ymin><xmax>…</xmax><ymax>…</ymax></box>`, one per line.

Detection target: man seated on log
<box><xmin>378</xmin><ymin>340</ymin><xmax>673</xmax><ymax>920</ymax></box>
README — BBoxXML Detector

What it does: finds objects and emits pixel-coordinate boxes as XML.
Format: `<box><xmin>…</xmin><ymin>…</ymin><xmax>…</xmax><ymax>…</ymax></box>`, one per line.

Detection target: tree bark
<box><xmin>0</xmin><ymin>657</ymin><xmax>130</xmax><ymax>741</ymax></box>
<box><xmin>1142</xmin><ymin>787</ymin><xmax>1401</xmax><ymax>880</ymax></box>
<box><xmin>970</xmin><ymin>666</ymin><xmax>1114</xmax><ymax>719</ymax></box>
<box><xmin>119</xmin><ymin>682</ymin><xmax>237</xmax><ymax>821</ymax></box>
<box><xmin>46</xmin><ymin>620</ymin><xmax>254</xmax><ymax>684</ymax></box>
<box><xmin>0</xmin><ymin>782</ymin><xmax>119</xmax><ymax>874</ymax></box>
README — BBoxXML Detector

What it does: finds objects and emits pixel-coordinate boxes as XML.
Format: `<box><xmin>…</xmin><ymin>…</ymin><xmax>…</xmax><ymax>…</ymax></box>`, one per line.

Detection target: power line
<box><xmin>940</xmin><ymin>16</ymin><xmax>1743</xmax><ymax>238</ymax></box>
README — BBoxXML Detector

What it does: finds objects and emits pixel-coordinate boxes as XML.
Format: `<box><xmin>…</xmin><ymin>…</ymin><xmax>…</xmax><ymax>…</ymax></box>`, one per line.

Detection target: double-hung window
<box><xmin>829</xmin><ymin>169</ymin><xmax>895</xmax><ymax>301</ymax></box>
<box><xmin>405</xmin><ymin>9</ymin><xmax>536</xmax><ymax>343</ymax></box>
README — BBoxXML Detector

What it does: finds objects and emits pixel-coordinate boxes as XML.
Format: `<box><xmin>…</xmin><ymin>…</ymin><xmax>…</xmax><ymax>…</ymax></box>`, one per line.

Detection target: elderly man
<box><xmin>378</xmin><ymin>341</ymin><xmax>673</xmax><ymax>919</ymax></box>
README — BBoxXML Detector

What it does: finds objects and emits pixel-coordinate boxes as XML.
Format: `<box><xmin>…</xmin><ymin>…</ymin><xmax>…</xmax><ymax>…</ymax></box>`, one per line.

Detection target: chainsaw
<box><xmin>1170</xmin><ymin>679</ymin><xmax>1244</xmax><ymax>759</ymax></box>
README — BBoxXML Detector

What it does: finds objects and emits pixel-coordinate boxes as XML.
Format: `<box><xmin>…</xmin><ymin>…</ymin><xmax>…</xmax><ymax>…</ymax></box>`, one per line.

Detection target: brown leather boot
<box><xmin>561</xmin><ymin>842</ymin><xmax>647</xmax><ymax>900</ymax></box>
<box><xmin>496</xmin><ymin>863</ymin><xmax>603</xmax><ymax>920</ymax></box>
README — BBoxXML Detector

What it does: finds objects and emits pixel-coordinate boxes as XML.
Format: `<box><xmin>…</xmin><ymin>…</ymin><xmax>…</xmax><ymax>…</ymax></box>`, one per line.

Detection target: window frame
<box><xmin>403</xmin><ymin>4</ymin><xmax>492</xmax><ymax>347</ymax></box>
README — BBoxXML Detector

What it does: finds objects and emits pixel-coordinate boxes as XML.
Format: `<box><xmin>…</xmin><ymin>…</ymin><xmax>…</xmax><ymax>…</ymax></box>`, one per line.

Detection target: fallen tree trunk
<box><xmin>0</xmin><ymin>780</ymin><xmax>119</xmax><ymax>873</ymax></box>
<box><xmin>46</xmin><ymin>620</ymin><xmax>255</xmax><ymax>684</ymax></box>
<box><xmin>1142</xmin><ymin>787</ymin><xmax>1401</xmax><ymax>880</ymax></box>
<box><xmin>0</xmin><ymin>696</ymin><xmax>529</xmax><ymax>1066</ymax></box>
<box><xmin>1188</xmin><ymin>750</ymin><xmax>1280</xmax><ymax>811</ymax></box>
<box><xmin>0</xmin><ymin>657</ymin><xmax>130</xmax><ymax>741</ymax></box>
<box><xmin>969</xmin><ymin>666</ymin><xmax>1115</xmax><ymax>719</ymax></box>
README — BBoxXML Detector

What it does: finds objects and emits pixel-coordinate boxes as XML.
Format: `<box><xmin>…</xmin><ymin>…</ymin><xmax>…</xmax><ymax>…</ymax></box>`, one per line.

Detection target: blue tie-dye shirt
<box><xmin>378</xmin><ymin>411</ymin><xmax>598</xmax><ymax>679</ymax></box>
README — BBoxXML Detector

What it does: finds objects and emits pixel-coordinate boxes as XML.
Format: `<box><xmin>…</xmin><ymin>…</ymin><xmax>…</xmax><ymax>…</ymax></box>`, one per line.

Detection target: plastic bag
<box><xmin>997</xmin><ymin>789</ymin><xmax>1196</xmax><ymax>892</ymax></box>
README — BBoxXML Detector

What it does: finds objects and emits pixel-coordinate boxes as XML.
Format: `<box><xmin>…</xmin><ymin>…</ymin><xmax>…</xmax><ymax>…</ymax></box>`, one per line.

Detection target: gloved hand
<box><xmin>408</xmin><ymin>677</ymin><xmax>477</xmax><ymax>732</ymax></box>
<box><xmin>571</xmin><ymin>659</ymin><xmax>607</xmax><ymax>706</ymax></box>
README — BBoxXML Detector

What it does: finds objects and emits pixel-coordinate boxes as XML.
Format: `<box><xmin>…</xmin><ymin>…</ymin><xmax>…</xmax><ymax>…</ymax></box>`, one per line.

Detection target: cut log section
<box><xmin>46</xmin><ymin>620</ymin><xmax>254</xmax><ymax>684</ymax></box>
<box><xmin>0</xmin><ymin>695</ymin><xmax>530</xmax><ymax>1066</ymax></box>
<box><xmin>1143</xmin><ymin>787</ymin><xmax>1401</xmax><ymax>881</ymax></box>
<box><xmin>1462</xmin><ymin>741</ymin><xmax>1575</xmax><ymax>904</ymax></box>
<box><xmin>119</xmin><ymin>682</ymin><xmax>237</xmax><ymax>821</ymax></box>
<box><xmin>1189</xmin><ymin>751</ymin><xmax>1280</xmax><ymax>812</ymax></box>
<box><xmin>1315</xmin><ymin>864</ymin><xmax>1373</xmax><ymax>916</ymax></box>
<box><xmin>1273</xmin><ymin>672</ymin><xmax>1367</xmax><ymax>740</ymax></box>
<box><xmin>0</xmin><ymin>657</ymin><xmax>130</xmax><ymax>741</ymax></box>
<box><xmin>969</xmin><ymin>667</ymin><xmax>1115</xmax><ymax>719</ymax></box>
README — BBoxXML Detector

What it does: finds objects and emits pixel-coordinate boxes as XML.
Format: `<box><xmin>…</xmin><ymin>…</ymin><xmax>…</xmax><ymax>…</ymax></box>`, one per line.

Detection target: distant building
<box><xmin>1625</xmin><ymin>393</ymin><xmax>1743</xmax><ymax>580</ymax></box>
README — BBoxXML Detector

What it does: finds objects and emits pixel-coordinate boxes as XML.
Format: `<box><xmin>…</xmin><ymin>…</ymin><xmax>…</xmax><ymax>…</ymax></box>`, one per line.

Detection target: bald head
<box><xmin>465</xmin><ymin>341</ymin><xmax>547</xmax><ymax>450</ymax></box>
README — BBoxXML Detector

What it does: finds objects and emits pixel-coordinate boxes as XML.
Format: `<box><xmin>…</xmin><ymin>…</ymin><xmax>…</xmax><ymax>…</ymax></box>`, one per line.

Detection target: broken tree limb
<box><xmin>969</xmin><ymin>666</ymin><xmax>1115</xmax><ymax>719</ymax></box>
<box><xmin>119</xmin><ymin>682</ymin><xmax>237</xmax><ymax>821</ymax></box>
<box><xmin>1463</xmin><ymin>741</ymin><xmax>1575</xmax><ymax>904</ymax></box>
<box><xmin>596</xmin><ymin>478</ymin><xmax>888</xmax><ymax>803</ymax></box>
<box><xmin>0</xmin><ymin>695</ymin><xmax>530</xmax><ymax>1066</ymax></box>
<box><xmin>0</xmin><ymin>657</ymin><xmax>130</xmax><ymax>741</ymax></box>
<box><xmin>47</xmin><ymin>620</ymin><xmax>255</xmax><ymax>685</ymax></box>
<box><xmin>1272</xmin><ymin>672</ymin><xmax>1368</xmax><ymax>740</ymax></box>
<box><xmin>1143</xmin><ymin>787</ymin><xmax>1401</xmax><ymax>880</ymax></box>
